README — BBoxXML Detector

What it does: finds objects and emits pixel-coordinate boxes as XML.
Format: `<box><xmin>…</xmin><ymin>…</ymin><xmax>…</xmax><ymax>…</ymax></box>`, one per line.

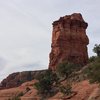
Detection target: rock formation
<box><xmin>0</xmin><ymin>70</ymin><xmax>47</xmax><ymax>89</ymax></box>
<box><xmin>49</xmin><ymin>13</ymin><xmax>89</xmax><ymax>70</ymax></box>
<box><xmin>0</xmin><ymin>80</ymin><xmax>99</xmax><ymax>100</ymax></box>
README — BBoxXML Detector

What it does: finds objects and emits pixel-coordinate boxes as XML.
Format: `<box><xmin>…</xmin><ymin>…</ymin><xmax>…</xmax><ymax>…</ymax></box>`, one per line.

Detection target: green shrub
<box><xmin>59</xmin><ymin>84</ymin><xmax>72</xmax><ymax>95</ymax></box>
<box><xmin>93</xmin><ymin>44</ymin><xmax>100</xmax><ymax>57</ymax></box>
<box><xmin>34</xmin><ymin>78</ymin><xmax>52</xmax><ymax>94</ymax></box>
<box><xmin>34</xmin><ymin>66</ymin><xmax>75</xmax><ymax>97</ymax></box>
<box><xmin>56</xmin><ymin>62</ymin><xmax>81</xmax><ymax>79</ymax></box>
<box><xmin>88</xmin><ymin>56</ymin><xmax>96</xmax><ymax>63</ymax></box>
<box><xmin>84</xmin><ymin>57</ymin><xmax>100</xmax><ymax>83</ymax></box>
<box><xmin>34</xmin><ymin>69</ymin><xmax>58</xmax><ymax>96</ymax></box>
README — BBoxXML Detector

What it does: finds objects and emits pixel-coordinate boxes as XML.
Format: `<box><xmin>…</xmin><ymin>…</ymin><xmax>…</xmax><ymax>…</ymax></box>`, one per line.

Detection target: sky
<box><xmin>0</xmin><ymin>0</ymin><xmax>100</xmax><ymax>81</ymax></box>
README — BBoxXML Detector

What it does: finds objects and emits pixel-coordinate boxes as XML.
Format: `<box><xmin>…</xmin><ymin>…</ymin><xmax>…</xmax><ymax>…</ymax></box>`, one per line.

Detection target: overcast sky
<box><xmin>0</xmin><ymin>0</ymin><xmax>100</xmax><ymax>81</ymax></box>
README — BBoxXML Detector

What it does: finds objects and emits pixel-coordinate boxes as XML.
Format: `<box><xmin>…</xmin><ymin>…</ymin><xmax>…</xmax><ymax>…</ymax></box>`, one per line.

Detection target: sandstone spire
<box><xmin>49</xmin><ymin>13</ymin><xmax>89</xmax><ymax>70</ymax></box>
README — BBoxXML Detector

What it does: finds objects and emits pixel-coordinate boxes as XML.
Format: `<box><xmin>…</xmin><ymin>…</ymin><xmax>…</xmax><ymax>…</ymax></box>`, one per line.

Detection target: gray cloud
<box><xmin>0</xmin><ymin>57</ymin><xmax>7</xmax><ymax>70</ymax></box>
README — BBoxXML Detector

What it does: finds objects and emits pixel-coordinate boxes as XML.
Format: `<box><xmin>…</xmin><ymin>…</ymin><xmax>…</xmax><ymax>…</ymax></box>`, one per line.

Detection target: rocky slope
<box><xmin>0</xmin><ymin>80</ymin><xmax>99</xmax><ymax>100</ymax></box>
<box><xmin>0</xmin><ymin>70</ymin><xmax>47</xmax><ymax>89</ymax></box>
<box><xmin>0</xmin><ymin>13</ymin><xmax>99</xmax><ymax>100</ymax></box>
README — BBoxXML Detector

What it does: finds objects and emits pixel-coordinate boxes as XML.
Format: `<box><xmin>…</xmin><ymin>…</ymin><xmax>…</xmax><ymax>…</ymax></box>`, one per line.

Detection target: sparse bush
<box><xmin>59</xmin><ymin>84</ymin><xmax>72</xmax><ymax>95</ymax></box>
<box><xmin>34</xmin><ymin>69</ymin><xmax>58</xmax><ymax>97</ymax></box>
<box><xmin>93</xmin><ymin>44</ymin><xmax>100</xmax><ymax>57</ymax></box>
<box><xmin>84</xmin><ymin>57</ymin><xmax>100</xmax><ymax>83</ymax></box>
<box><xmin>56</xmin><ymin>62</ymin><xmax>81</xmax><ymax>79</ymax></box>
<box><xmin>34</xmin><ymin>63</ymin><xmax>79</xmax><ymax>98</ymax></box>
<box><xmin>88</xmin><ymin>56</ymin><xmax>96</xmax><ymax>63</ymax></box>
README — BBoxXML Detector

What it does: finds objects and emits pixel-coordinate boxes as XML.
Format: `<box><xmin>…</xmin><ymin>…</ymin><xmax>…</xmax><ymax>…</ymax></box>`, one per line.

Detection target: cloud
<box><xmin>0</xmin><ymin>57</ymin><xmax>7</xmax><ymax>71</ymax></box>
<box><xmin>19</xmin><ymin>61</ymin><xmax>47</xmax><ymax>71</ymax></box>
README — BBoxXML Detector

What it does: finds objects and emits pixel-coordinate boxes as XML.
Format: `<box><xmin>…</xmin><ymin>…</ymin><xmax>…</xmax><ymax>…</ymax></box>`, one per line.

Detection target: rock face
<box><xmin>0</xmin><ymin>80</ymin><xmax>98</xmax><ymax>100</ymax></box>
<box><xmin>49</xmin><ymin>13</ymin><xmax>89</xmax><ymax>70</ymax></box>
<box><xmin>0</xmin><ymin>70</ymin><xmax>47</xmax><ymax>89</ymax></box>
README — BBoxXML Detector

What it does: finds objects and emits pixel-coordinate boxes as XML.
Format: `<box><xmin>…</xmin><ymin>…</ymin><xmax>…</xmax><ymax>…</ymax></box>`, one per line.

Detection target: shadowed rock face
<box><xmin>0</xmin><ymin>70</ymin><xmax>47</xmax><ymax>89</ymax></box>
<box><xmin>49</xmin><ymin>13</ymin><xmax>89</xmax><ymax>70</ymax></box>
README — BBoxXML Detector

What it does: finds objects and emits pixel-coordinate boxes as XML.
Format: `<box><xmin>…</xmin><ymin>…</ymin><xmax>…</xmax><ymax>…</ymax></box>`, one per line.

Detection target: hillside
<box><xmin>0</xmin><ymin>13</ymin><xmax>100</xmax><ymax>100</ymax></box>
<box><xmin>0</xmin><ymin>80</ymin><xmax>99</xmax><ymax>100</ymax></box>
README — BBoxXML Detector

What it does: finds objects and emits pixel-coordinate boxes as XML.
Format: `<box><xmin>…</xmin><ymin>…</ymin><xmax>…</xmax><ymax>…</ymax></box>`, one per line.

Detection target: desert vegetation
<box><xmin>34</xmin><ymin>62</ymin><xmax>80</xmax><ymax>98</ymax></box>
<box><xmin>34</xmin><ymin>44</ymin><xmax>100</xmax><ymax>99</ymax></box>
<box><xmin>84</xmin><ymin>44</ymin><xmax>100</xmax><ymax>83</ymax></box>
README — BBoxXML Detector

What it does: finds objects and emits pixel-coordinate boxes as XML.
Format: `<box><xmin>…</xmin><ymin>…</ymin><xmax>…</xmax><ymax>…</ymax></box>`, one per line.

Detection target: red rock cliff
<box><xmin>49</xmin><ymin>13</ymin><xmax>89</xmax><ymax>70</ymax></box>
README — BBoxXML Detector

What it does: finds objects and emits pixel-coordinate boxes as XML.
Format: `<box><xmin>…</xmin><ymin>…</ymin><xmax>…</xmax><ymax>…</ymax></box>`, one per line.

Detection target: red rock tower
<box><xmin>49</xmin><ymin>13</ymin><xmax>89</xmax><ymax>70</ymax></box>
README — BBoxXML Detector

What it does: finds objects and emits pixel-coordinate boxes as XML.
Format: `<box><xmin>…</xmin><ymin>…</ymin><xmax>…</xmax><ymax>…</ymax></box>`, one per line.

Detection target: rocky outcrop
<box><xmin>49</xmin><ymin>13</ymin><xmax>89</xmax><ymax>70</ymax></box>
<box><xmin>0</xmin><ymin>70</ymin><xmax>47</xmax><ymax>89</ymax></box>
<box><xmin>0</xmin><ymin>80</ymin><xmax>38</xmax><ymax>100</ymax></box>
<box><xmin>88</xmin><ymin>88</ymin><xmax>100</xmax><ymax>100</ymax></box>
<box><xmin>0</xmin><ymin>80</ymin><xmax>98</xmax><ymax>100</ymax></box>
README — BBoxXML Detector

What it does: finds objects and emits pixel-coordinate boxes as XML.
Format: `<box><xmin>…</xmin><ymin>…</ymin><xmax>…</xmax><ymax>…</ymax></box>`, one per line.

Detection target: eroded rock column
<box><xmin>49</xmin><ymin>13</ymin><xmax>89</xmax><ymax>70</ymax></box>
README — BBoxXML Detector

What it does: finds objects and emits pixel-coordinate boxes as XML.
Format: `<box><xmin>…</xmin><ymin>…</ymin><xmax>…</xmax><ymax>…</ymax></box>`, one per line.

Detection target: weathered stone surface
<box><xmin>0</xmin><ymin>80</ymin><xmax>98</xmax><ymax>100</ymax></box>
<box><xmin>49</xmin><ymin>13</ymin><xmax>89</xmax><ymax>70</ymax></box>
<box><xmin>0</xmin><ymin>70</ymin><xmax>47</xmax><ymax>89</ymax></box>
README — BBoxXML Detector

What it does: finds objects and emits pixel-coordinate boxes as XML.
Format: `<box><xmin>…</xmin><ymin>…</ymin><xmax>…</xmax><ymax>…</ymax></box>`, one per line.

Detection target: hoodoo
<box><xmin>49</xmin><ymin>13</ymin><xmax>89</xmax><ymax>70</ymax></box>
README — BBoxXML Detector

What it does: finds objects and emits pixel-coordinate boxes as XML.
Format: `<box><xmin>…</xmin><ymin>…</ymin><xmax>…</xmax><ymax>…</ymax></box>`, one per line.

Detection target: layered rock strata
<box><xmin>49</xmin><ymin>13</ymin><xmax>89</xmax><ymax>70</ymax></box>
<box><xmin>0</xmin><ymin>70</ymin><xmax>47</xmax><ymax>89</ymax></box>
